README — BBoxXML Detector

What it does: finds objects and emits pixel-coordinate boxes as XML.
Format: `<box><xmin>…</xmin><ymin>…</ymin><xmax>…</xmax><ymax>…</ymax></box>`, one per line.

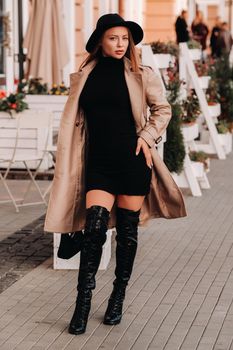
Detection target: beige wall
<box><xmin>143</xmin><ymin>0</ymin><xmax>177</xmax><ymax>43</ymax></box>
<box><xmin>207</xmin><ymin>5</ymin><xmax>218</xmax><ymax>30</ymax></box>
<box><xmin>75</xmin><ymin>0</ymin><xmax>101</xmax><ymax>69</ymax></box>
<box><xmin>75</xmin><ymin>0</ymin><xmax>85</xmax><ymax>69</ymax></box>
<box><xmin>118</xmin><ymin>0</ymin><xmax>177</xmax><ymax>43</ymax></box>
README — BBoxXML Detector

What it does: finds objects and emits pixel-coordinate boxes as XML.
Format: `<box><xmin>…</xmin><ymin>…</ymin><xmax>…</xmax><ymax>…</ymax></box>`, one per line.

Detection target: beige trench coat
<box><xmin>44</xmin><ymin>57</ymin><xmax>187</xmax><ymax>233</ymax></box>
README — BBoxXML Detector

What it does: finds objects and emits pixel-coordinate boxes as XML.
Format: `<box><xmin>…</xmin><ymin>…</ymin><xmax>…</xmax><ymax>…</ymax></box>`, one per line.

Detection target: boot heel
<box><xmin>68</xmin><ymin>290</ymin><xmax>92</xmax><ymax>335</ymax></box>
<box><xmin>103</xmin><ymin>286</ymin><xmax>125</xmax><ymax>325</ymax></box>
<box><xmin>103</xmin><ymin>317</ymin><xmax>121</xmax><ymax>325</ymax></box>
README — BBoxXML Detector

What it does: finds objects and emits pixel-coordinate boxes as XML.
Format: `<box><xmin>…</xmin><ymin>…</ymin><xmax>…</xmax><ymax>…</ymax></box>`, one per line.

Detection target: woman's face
<box><xmin>101</xmin><ymin>26</ymin><xmax>129</xmax><ymax>59</ymax></box>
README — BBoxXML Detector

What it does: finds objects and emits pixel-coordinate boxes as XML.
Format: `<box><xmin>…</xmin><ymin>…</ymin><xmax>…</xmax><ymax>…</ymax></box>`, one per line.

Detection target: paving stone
<box><xmin>0</xmin><ymin>215</ymin><xmax>52</xmax><ymax>293</ymax></box>
<box><xmin>0</xmin><ymin>145</ymin><xmax>233</xmax><ymax>349</ymax></box>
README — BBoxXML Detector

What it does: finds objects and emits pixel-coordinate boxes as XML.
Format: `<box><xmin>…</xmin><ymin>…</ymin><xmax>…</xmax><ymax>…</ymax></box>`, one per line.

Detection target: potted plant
<box><xmin>189</xmin><ymin>150</ymin><xmax>210</xmax><ymax>176</ymax></box>
<box><xmin>181</xmin><ymin>90</ymin><xmax>201</xmax><ymax>125</ymax></box>
<box><xmin>206</xmin><ymin>79</ymin><xmax>221</xmax><ymax>118</ymax></box>
<box><xmin>216</xmin><ymin>120</ymin><xmax>229</xmax><ymax>134</ymax></box>
<box><xmin>187</xmin><ymin>40</ymin><xmax>202</xmax><ymax>60</ymax></box>
<box><xmin>150</xmin><ymin>41</ymin><xmax>179</xmax><ymax>57</ymax></box>
<box><xmin>18</xmin><ymin>78</ymin><xmax>48</xmax><ymax>95</ymax></box>
<box><xmin>209</xmin><ymin>55</ymin><xmax>233</xmax><ymax>127</ymax></box>
<box><xmin>49</xmin><ymin>82</ymin><xmax>69</xmax><ymax>96</ymax></box>
<box><xmin>194</xmin><ymin>61</ymin><xmax>211</xmax><ymax>89</ymax></box>
<box><xmin>150</xmin><ymin>41</ymin><xmax>178</xmax><ymax>69</ymax></box>
<box><xmin>181</xmin><ymin>90</ymin><xmax>200</xmax><ymax>142</ymax></box>
<box><xmin>216</xmin><ymin>120</ymin><xmax>232</xmax><ymax>154</ymax></box>
<box><xmin>19</xmin><ymin>79</ymin><xmax>69</xmax><ymax>131</ymax></box>
<box><xmin>194</xmin><ymin>61</ymin><xmax>209</xmax><ymax>77</ymax></box>
<box><xmin>163</xmin><ymin>65</ymin><xmax>186</xmax><ymax>174</ymax></box>
<box><xmin>0</xmin><ymin>90</ymin><xmax>28</xmax><ymax>117</ymax></box>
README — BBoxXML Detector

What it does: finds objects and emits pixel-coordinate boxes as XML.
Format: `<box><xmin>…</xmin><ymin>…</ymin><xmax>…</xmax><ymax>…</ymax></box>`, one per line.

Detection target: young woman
<box><xmin>44</xmin><ymin>13</ymin><xmax>186</xmax><ymax>335</ymax></box>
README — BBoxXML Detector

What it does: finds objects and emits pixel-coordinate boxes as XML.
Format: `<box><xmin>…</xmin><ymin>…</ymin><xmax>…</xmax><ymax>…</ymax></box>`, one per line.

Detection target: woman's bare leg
<box><xmin>86</xmin><ymin>190</ymin><xmax>115</xmax><ymax>211</ymax></box>
<box><xmin>116</xmin><ymin>195</ymin><xmax>145</xmax><ymax>211</ymax></box>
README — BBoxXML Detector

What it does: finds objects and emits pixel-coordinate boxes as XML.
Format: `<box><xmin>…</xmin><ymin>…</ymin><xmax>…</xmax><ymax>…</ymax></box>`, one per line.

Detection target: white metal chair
<box><xmin>0</xmin><ymin>110</ymin><xmax>53</xmax><ymax>212</ymax></box>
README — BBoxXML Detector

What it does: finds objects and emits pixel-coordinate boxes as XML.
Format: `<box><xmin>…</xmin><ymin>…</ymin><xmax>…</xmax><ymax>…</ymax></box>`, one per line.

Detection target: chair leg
<box><xmin>21</xmin><ymin>161</ymin><xmax>47</xmax><ymax>206</ymax></box>
<box><xmin>0</xmin><ymin>159</ymin><xmax>48</xmax><ymax>211</ymax></box>
<box><xmin>21</xmin><ymin>159</ymin><xmax>43</xmax><ymax>201</ymax></box>
<box><xmin>0</xmin><ymin>171</ymin><xmax>19</xmax><ymax>212</ymax></box>
<box><xmin>42</xmin><ymin>182</ymin><xmax>53</xmax><ymax>199</ymax></box>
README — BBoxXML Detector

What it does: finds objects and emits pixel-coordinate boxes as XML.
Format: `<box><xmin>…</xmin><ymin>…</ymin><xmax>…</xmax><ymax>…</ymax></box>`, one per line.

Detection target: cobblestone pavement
<box><xmin>0</xmin><ymin>180</ymin><xmax>50</xmax><ymax>241</ymax></box>
<box><xmin>0</xmin><ymin>215</ymin><xmax>52</xmax><ymax>293</ymax></box>
<box><xmin>0</xmin><ymin>152</ymin><xmax>232</xmax><ymax>349</ymax></box>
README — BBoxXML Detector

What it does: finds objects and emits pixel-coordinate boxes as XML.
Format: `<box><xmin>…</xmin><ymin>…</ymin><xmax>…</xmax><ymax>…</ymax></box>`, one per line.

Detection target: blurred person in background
<box><xmin>216</xmin><ymin>22</ymin><xmax>233</xmax><ymax>57</ymax></box>
<box><xmin>210</xmin><ymin>16</ymin><xmax>222</xmax><ymax>57</ymax></box>
<box><xmin>175</xmin><ymin>10</ymin><xmax>190</xmax><ymax>43</ymax></box>
<box><xmin>191</xmin><ymin>10</ymin><xmax>209</xmax><ymax>58</ymax></box>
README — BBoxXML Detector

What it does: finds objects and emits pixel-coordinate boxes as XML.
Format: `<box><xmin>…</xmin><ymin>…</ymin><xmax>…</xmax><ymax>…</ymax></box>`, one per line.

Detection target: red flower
<box><xmin>0</xmin><ymin>90</ymin><xmax>6</xmax><ymax>98</ymax></box>
<box><xmin>11</xmin><ymin>103</ymin><xmax>17</xmax><ymax>109</ymax></box>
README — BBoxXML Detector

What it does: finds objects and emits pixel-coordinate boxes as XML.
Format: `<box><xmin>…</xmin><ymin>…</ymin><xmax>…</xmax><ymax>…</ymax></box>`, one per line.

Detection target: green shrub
<box><xmin>216</xmin><ymin>120</ymin><xmax>230</xmax><ymax>134</ymax></box>
<box><xmin>164</xmin><ymin>65</ymin><xmax>186</xmax><ymax>174</ymax></box>
<box><xmin>164</xmin><ymin>102</ymin><xmax>186</xmax><ymax>174</ymax></box>
<box><xmin>209</xmin><ymin>55</ymin><xmax>233</xmax><ymax>122</ymax></box>
<box><xmin>181</xmin><ymin>90</ymin><xmax>201</xmax><ymax>123</ymax></box>
<box><xmin>0</xmin><ymin>91</ymin><xmax>28</xmax><ymax>114</ymax></box>
<box><xmin>187</xmin><ymin>40</ymin><xmax>201</xmax><ymax>49</ymax></box>
<box><xmin>149</xmin><ymin>41</ymin><xmax>179</xmax><ymax>58</ymax></box>
<box><xmin>189</xmin><ymin>151</ymin><xmax>209</xmax><ymax>170</ymax></box>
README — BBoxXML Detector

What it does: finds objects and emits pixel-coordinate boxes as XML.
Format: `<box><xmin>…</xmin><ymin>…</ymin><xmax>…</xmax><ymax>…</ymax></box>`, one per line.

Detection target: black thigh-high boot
<box><xmin>68</xmin><ymin>205</ymin><xmax>110</xmax><ymax>335</ymax></box>
<box><xmin>103</xmin><ymin>207</ymin><xmax>140</xmax><ymax>325</ymax></box>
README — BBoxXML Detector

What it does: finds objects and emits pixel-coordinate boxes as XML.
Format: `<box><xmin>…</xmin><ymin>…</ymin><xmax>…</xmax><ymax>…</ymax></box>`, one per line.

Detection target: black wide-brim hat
<box><xmin>86</xmin><ymin>13</ymin><xmax>144</xmax><ymax>53</ymax></box>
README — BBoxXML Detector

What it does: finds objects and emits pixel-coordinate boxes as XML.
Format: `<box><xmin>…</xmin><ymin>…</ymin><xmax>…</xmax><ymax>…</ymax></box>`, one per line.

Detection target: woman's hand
<box><xmin>136</xmin><ymin>137</ymin><xmax>153</xmax><ymax>169</ymax></box>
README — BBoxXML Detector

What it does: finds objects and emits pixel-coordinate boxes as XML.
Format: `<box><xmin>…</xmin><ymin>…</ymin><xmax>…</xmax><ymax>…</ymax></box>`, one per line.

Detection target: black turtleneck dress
<box><xmin>79</xmin><ymin>56</ymin><xmax>152</xmax><ymax>195</ymax></box>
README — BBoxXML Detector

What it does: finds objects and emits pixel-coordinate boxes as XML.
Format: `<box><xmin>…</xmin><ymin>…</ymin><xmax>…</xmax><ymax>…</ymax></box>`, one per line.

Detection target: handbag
<box><xmin>57</xmin><ymin>231</ymin><xmax>84</xmax><ymax>259</ymax></box>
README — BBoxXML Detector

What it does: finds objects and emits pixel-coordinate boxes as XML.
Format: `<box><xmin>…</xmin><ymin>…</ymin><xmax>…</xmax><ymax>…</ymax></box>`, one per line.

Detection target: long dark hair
<box><xmin>79</xmin><ymin>28</ymin><xmax>140</xmax><ymax>72</ymax></box>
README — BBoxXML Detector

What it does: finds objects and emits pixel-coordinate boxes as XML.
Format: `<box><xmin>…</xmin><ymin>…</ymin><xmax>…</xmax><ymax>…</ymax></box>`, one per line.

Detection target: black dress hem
<box><xmin>85</xmin><ymin>186</ymin><xmax>150</xmax><ymax>196</ymax></box>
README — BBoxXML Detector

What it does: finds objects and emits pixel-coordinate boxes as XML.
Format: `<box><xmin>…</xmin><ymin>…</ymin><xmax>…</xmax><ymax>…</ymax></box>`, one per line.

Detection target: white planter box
<box><xmin>25</xmin><ymin>95</ymin><xmax>67</xmax><ymax>130</ymax></box>
<box><xmin>0</xmin><ymin>111</ymin><xmax>53</xmax><ymax>170</ymax></box>
<box><xmin>198</xmin><ymin>130</ymin><xmax>232</xmax><ymax>155</ymax></box>
<box><xmin>189</xmin><ymin>48</ymin><xmax>202</xmax><ymax>61</ymax></box>
<box><xmin>191</xmin><ymin>161</ymin><xmax>204</xmax><ymax>177</ymax></box>
<box><xmin>199</xmin><ymin>76</ymin><xmax>211</xmax><ymax>89</ymax></box>
<box><xmin>181</xmin><ymin>122</ymin><xmax>199</xmax><ymax>142</ymax></box>
<box><xmin>218</xmin><ymin>132</ymin><xmax>232</xmax><ymax>154</ymax></box>
<box><xmin>53</xmin><ymin>230</ymin><xmax>113</xmax><ymax>270</ymax></box>
<box><xmin>199</xmin><ymin>128</ymin><xmax>210</xmax><ymax>143</ymax></box>
<box><xmin>171</xmin><ymin>171</ymin><xmax>189</xmax><ymax>188</ymax></box>
<box><xmin>153</xmin><ymin>54</ymin><xmax>173</xmax><ymax>69</ymax></box>
<box><xmin>208</xmin><ymin>103</ymin><xmax>221</xmax><ymax>118</ymax></box>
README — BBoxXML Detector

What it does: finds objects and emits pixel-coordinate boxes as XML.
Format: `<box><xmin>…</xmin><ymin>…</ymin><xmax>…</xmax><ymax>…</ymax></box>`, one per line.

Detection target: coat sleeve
<box><xmin>138</xmin><ymin>67</ymin><xmax>172</xmax><ymax>148</ymax></box>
